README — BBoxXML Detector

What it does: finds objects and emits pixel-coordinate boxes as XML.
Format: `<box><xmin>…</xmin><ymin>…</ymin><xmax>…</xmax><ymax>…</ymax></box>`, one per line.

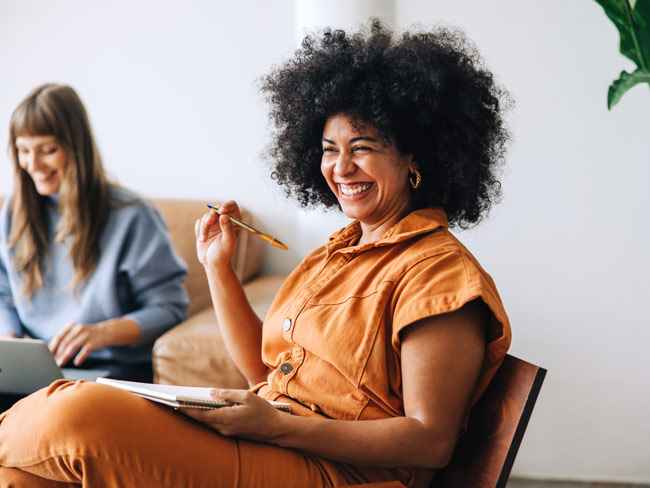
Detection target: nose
<box><xmin>332</xmin><ymin>151</ymin><xmax>356</xmax><ymax>177</ymax></box>
<box><xmin>22</xmin><ymin>151</ymin><xmax>41</xmax><ymax>172</ymax></box>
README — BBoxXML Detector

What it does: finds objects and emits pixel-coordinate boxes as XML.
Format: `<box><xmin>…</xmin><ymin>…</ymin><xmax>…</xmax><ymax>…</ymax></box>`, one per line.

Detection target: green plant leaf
<box><xmin>595</xmin><ymin>0</ymin><xmax>650</xmax><ymax>69</ymax></box>
<box><xmin>633</xmin><ymin>0</ymin><xmax>650</xmax><ymax>65</ymax></box>
<box><xmin>595</xmin><ymin>0</ymin><xmax>628</xmax><ymax>14</ymax></box>
<box><xmin>607</xmin><ymin>68</ymin><xmax>650</xmax><ymax>108</ymax></box>
<box><xmin>595</xmin><ymin>0</ymin><xmax>631</xmax><ymax>27</ymax></box>
<box><xmin>595</xmin><ymin>0</ymin><xmax>639</xmax><ymax>65</ymax></box>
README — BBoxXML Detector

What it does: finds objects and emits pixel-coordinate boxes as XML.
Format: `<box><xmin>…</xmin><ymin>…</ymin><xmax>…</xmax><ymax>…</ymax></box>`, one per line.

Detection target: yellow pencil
<box><xmin>207</xmin><ymin>205</ymin><xmax>289</xmax><ymax>251</ymax></box>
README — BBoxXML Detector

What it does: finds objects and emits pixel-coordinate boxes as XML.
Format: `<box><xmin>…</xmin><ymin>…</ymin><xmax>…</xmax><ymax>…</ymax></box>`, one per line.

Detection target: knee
<box><xmin>0</xmin><ymin>467</ymin><xmax>29</xmax><ymax>488</ymax></box>
<box><xmin>1</xmin><ymin>380</ymin><xmax>140</xmax><ymax>479</ymax></box>
<box><xmin>1</xmin><ymin>380</ymin><xmax>126</xmax><ymax>451</ymax></box>
<box><xmin>42</xmin><ymin>380</ymin><xmax>133</xmax><ymax>441</ymax></box>
<box><xmin>0</xmin><ymin>467</ymin><xmax>64</xmax><ymax>488</ymax></box>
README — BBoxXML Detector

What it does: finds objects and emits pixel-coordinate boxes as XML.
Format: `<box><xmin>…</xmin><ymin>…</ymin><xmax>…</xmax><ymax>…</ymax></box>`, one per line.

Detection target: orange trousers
<box><xmin>0</xmin><ymin>380</ymin><xmax>405</xmax><ymax>487</ymax></box>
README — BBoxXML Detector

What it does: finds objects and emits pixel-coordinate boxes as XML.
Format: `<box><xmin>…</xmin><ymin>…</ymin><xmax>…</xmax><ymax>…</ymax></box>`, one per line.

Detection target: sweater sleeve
<box><xmin>116</xmin><ymin>203</ymin><xmax>189</xmax><ymax>346</ymax></box>
<box><xmin>0</xmin><ymin>199</ymin><xmax>22</xmax><ymax>336</ymax></box>
<box><xmin>0</xmin><ymin>255</ymin><xmax>22</xmax><ymax>337</ymax></box>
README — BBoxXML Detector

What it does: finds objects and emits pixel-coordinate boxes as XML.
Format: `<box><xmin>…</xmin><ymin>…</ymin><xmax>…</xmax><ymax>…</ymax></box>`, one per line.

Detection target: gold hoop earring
<box><xmin>409</xmin><ymin>169</ymin><xmax>421</xmax><ymax>190</ymax></box>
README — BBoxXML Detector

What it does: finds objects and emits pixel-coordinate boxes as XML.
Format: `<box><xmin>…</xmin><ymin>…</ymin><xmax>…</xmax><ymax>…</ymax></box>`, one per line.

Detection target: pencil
<box><xmin>207</xmin><ymin>205</ymin><xmax>289</xmax><ymax>251</ymax></box>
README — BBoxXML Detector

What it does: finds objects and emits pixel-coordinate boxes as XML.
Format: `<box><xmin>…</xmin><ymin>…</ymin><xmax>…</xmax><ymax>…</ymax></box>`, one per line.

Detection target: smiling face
<box><xmin>15</xmin><ymin>135</ymin><xmax>68</xmax><ymax>196</ymax></box>
<box><xmin>321</xmin><ymin>113</ymin><xmax>414</xmax><ymax>242</ymax></box>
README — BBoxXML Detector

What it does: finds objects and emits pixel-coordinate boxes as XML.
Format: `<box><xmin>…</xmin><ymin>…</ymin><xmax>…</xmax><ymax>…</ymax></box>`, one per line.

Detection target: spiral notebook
<box><xmin>96</xmin><ymin>378</ymin><xmax>291</xmax><ymax>412</ymax></box>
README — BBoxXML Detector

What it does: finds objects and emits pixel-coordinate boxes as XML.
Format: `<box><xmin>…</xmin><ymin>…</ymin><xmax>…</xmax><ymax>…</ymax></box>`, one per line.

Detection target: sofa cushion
<box><xmin>153</xmin><ymin>275</ymin><xmax>287</xmax><ymax>387</ymax></box>
<box><xmin>152</xmin><ymin>307</ymin><xmax>249</xmax><ymax>388</ymax></box>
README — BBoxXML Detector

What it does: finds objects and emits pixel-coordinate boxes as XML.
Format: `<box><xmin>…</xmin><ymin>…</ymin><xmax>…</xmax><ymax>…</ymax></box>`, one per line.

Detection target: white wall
<box><xmin>1</xmin><ymin>0</ymin><xmax>649</xmax><ymax>483</ymax></box>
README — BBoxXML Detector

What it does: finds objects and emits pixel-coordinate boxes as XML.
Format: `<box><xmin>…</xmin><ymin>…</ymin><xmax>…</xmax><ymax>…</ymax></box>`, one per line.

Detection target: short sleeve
<box><xmin>389</xmin><ymin>247</ymin><xmax>512</xmax><ymax>411</ymax></box>
<box><xmin>390</xmin><ymin>250</ymin><xmax>509</xmax><ymax>353</ymax></box>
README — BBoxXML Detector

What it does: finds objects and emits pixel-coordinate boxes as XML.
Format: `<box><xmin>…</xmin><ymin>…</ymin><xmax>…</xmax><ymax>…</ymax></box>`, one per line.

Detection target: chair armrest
<box><xmin>152</xmin><ymin>275</ymin><xmax>288</xmax><ymax>388</ymax></box>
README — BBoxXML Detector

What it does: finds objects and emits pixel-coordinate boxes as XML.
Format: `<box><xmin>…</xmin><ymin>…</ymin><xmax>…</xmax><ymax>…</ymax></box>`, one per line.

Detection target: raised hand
<box><xmin>195</xmin><ymin>201</ymin><xmax>241</xmax><ymax>273</ymax></box>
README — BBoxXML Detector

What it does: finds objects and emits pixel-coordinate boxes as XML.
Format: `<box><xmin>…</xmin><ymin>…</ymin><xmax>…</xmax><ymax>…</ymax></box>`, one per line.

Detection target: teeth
<box><xmin>34</xmin><ymin>172</ymin><xmax>55</xmax><ymax>181</ymax></box>
<box><xmin>340</xmin><ymin>183</ymin><xmax>372</xmax><ymax>196</ymax></box>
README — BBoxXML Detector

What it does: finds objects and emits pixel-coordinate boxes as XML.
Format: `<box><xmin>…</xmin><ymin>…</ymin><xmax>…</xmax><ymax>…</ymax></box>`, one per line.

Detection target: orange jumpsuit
<box><xmin>0</xmin><ymin>209</ymin><xmax>510</xmax><ymax>487</ymax></box>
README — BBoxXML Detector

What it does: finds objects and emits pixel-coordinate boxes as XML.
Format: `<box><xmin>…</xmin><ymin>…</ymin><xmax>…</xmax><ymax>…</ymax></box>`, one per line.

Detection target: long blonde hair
<box><xmin>8</xmin><ymin>83</ymin><xmax>113</xmax><ymax>298</ymax></box>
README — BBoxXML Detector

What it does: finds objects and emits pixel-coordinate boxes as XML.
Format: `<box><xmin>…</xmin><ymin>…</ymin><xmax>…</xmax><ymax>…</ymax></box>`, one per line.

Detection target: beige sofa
<box><xmin>0</xmin><ymin>195</ymin><xmax>286</xmax><ymax>389</ymax></box>
<box><xmin>151</xmin><ymin>199</ymin><xmax>286</xmax><ymax>388</ymax></box>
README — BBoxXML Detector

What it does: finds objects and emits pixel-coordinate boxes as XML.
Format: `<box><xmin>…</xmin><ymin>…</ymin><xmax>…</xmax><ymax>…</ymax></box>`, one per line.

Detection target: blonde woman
<box><xmin>0</xmin><ymin>84</ymin><xmax>188</xmax><ymax>386</ymax></box>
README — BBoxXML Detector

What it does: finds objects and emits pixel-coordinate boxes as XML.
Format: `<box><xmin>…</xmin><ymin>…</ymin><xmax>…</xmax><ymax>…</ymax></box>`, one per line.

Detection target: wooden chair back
<box><xmin>432</xmin><ymin>354</ymin><xmax>547</xmax><ymax>488</ymax></box>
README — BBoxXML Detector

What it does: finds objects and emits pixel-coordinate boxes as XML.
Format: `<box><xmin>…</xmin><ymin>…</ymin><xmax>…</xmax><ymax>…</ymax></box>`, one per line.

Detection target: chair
<box><xmin>432</xmin><ymin>353</ymin><xmax>547</xmax><ymax>488</ymax></box>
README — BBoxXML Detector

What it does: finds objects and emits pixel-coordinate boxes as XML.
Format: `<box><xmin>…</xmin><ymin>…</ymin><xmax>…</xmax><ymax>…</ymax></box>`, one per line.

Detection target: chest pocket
<box><xmin>292</xmin><ymin>279</ymin><xmax>395</xmax><ymax>386</ymax></box>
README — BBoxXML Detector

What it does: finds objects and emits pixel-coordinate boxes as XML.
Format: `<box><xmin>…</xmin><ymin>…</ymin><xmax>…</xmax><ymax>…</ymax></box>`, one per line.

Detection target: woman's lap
<box><xmin>0</xmin><ymin>380</ymin><xmax>345</xmax><ymax>488</ymax></box>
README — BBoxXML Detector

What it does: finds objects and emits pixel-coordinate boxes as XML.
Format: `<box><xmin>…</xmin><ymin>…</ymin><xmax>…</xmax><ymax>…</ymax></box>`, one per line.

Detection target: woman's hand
<box><xmin>48</xmin><ymin>322</ymin><xmax>106</xmax><ymax>366</ymax></box>
<box><xmin>195</xmin><ymin>201</ymin><xmax>241</xmax><ymax>273</ymax></box>
<box><xmin>181</xmin><ymin>389</ymin><xmax>284</xmax><ymax>442</ymax></box>
<box><xmin>48</xmin><ymin>317</ymin><xmax>141</xmax><ymax>366</ymax></box>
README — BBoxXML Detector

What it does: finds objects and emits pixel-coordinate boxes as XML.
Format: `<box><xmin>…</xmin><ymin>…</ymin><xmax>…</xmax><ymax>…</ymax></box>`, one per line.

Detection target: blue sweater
<box><xmin>0</xmin><ymin>188</ymin><xmax>189</xmax><ymax>364</ymax></box>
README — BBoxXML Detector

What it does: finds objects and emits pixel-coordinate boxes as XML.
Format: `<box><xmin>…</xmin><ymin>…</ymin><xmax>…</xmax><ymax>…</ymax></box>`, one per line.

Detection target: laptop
<box><xmin>0</xmin><ymin>338</ymin><xmax>110</xmax><ymax>395</ymax></box>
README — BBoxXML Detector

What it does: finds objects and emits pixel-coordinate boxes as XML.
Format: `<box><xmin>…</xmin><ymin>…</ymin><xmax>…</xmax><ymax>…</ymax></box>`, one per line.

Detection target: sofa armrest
<box><xmin>152</xmin><ymin>199</ymin><xmax>266</xmax><ymax>317</ymax></box>
<box><xmin>153</xmin><ymin>274</ymin><xmax>287</xmax><ymax>387</ymax></box>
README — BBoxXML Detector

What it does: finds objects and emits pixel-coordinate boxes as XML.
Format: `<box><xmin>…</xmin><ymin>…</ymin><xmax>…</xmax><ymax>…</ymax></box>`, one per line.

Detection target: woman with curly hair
<box><xmin>0</xmin><ymin>22</ymin><xmax>511</xmax><ymax>488</ymax></box>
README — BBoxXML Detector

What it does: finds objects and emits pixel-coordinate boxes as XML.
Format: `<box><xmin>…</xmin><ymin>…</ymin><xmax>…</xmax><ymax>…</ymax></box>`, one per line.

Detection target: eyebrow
<box><xmin>321</xmin><ymin>136</ymin><xmax>379</xmax><ymax>144</ymax></box>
